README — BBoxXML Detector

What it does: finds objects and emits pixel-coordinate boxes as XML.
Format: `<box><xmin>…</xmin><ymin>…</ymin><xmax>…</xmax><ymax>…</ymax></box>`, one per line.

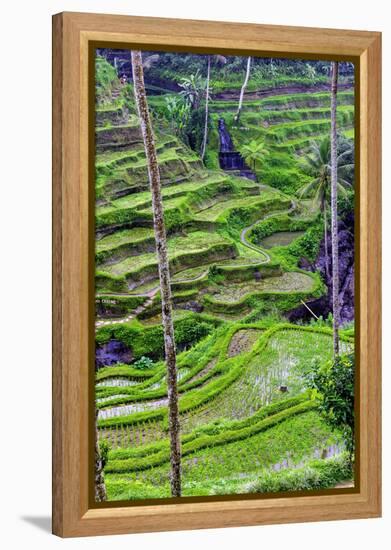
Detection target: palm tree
<box><xmin>200</xmin><ymin>55</ymin><xmax>227</xmax><ymax>161</ymax></box>
<box><xmin>239</xmin><ymin>139</ymin><xmax>269</xmax><ymax>175</ymax></box>
<box><xmin>164</xmin><ymin>95</ymin><xmax>191</xmax><ymax>138</ymax></box>
<box><xmin>178</xmin><ymin>71</ymin><xmax>206</xmax><ymax>110</ymax></box>
<box><xmin>131</xmin><ymin>50</ymin><xmax>181</xmax><ymax>497</ymax></box>
<box><xmin>304</xmin><ymin>63</ymin><xmax>316</xmax><ymax>82</ymax></box>
<box><xmin>234</xmin><ymin>56</ymin><xmax>252</xmax><ymax>123</ymax></box>
<box><xmin>298</xmin><ymin>136</ymin><xmax>352</xmax><ymax>281</ymax></box>
<box><xmin>200</xmin><ymin>56</ymin><xmax>211</xmax><ymax>161</ymax></box>
<box><xmin>330</xmin><ymin>60</ymin><xmax>340</xmax><ymax>357</ymax></box>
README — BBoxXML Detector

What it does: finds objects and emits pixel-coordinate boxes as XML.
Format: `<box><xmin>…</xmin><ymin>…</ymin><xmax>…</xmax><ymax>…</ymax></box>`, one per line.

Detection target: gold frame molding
<box><xmin>52</xmin><ymin>11</ymin><xmax>381</xmax><ymax>537</ymax></box>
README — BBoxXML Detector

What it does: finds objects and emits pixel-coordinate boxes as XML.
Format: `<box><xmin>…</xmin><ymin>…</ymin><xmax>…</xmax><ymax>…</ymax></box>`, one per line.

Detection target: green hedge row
<box><xmin>95</xmin><ymin>294</ymin><xmax>146</xmax><ymax>318</ymax></box>
<box><xmin>97</xmin><ymin>322</ymin><xmax>353</xmax><ymax>426</ymax></box>
<box><xmin>249</xmin><ymin>213</ymin><xmax>314</xmax><ymax>243</ymax></box>
<box><xmin>125</xmin><ymin>242</ymin><xmax>236</xmax><ymax>286</ymax></box>
<box><xmin>105</xmin><ymin>398</ymin><xmax>316</xmax><ymax>473</ymax></box>
<box><xmin>211</xmin><ymin>262</ymin><xmax>282</xmax><ymax>282</ymax></box>
<box><xmin>96</xmin><ymin>364</ymin><xmax>158</xmax><ymax>382</ymax></box>
<box><xmin>203</xmin><ymin>269</ymin><xmax>323</xmax><ymax>314</ymax></box>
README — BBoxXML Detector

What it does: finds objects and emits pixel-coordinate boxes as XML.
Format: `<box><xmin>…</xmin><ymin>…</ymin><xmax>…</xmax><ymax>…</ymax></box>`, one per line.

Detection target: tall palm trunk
<box><xmin>330</xmin><ymin>61</ymin><xmax>340</xmax><ymax>357</ymax></box>
<box><xmin>200</xmin><ymin>55</ymin><xmax>211</xmax><ymax>160</ymax></box>
<box><xmin>235</xmin><ymin>56</ymin><xmax>251</xmax><ymax>123</ymax></box>
<box><xmin>131</xmin><ymin>50</ymin><xmax>181</xmax><ymax>497</ymax></box>
<box><xmin>323</xmin><ymin>200</ymin><xmax>330</xmax><ymax>281</ymax></box>
<box><xmin>95</xmin><ymin>411</ymin><xmax>107</xmax><ymax>502</ymax></box>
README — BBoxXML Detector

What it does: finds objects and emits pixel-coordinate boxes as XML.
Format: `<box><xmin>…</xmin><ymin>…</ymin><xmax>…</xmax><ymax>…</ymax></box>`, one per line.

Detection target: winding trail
<box><xmin>239</xmin><ymin>200</ymin><xmax>297</xmax><ymax>262</ymax></box>
<box><xmin>95</xmin><ymin>268</ymin><xmax>209</xmax><ymax>328</ymax></box>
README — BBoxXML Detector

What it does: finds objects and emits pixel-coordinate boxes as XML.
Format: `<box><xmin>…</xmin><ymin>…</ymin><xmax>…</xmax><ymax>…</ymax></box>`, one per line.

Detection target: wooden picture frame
<box><xmin>52</xmin><ymin>11</ymin><xmax>381</xmax><ymax>538</ymax></box>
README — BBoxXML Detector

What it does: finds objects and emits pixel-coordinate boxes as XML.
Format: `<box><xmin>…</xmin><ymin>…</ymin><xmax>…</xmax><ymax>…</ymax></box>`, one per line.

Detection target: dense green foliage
<box><xmin>93</xmin><ymin>53</ymin><xmax>356</xmax><ymax>501</ymax></box>
<box><xmin>304</xmin><ymin>353</ymin><xmax>355</xmax><ymax>460</ymax></box>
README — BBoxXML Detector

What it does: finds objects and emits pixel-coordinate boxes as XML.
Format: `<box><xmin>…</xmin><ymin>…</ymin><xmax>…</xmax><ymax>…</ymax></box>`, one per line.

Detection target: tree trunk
<box><xmin>94</xmin><ymin>411</ymin><xmax>107</xmax><ymax>502</ymax></box>
<box><xmin>200</xmin><ymin>56</ymin><xmax>211</xmax><ymax>160</ymax></box>
<box><xmin>235</xmin><ymin>56</ymin><xmax>251</xmax><ymax>123</ymax></box>
<box><xmin>131</xmin><ymin>50</ymin><xmax>181</xmax><ymax>497</ymax></box>
<box><xmin>323</xmin><ymin>203</ymin><xmax>330</xmax><ymax>281</ymax></box>
<box><xmin>330</xmin><ymin>61</ymin><xmax>340</xmax><ymax>357</ymax></box>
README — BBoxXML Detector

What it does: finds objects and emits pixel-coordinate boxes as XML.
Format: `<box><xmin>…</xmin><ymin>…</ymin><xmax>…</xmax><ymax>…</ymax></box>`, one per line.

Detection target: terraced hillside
<box><xmin>94</xmin><ymin>54</ymin><xmax>355</xmax><ymax>500</ymax></box>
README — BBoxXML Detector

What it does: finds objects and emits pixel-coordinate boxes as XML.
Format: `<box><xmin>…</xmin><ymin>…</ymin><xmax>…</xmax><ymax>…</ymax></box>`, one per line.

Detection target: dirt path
<box><xmin>240</xmin><ymin>200</ymin><xmax>297</xmax><ymax>260</ymax></box>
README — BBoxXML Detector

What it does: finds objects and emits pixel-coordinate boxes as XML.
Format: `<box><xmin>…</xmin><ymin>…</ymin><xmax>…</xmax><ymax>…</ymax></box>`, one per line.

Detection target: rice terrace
<box><xmin>93</xmin><ymin>49</ymin><xmax>356</xmax><ymax>502</ymax></box>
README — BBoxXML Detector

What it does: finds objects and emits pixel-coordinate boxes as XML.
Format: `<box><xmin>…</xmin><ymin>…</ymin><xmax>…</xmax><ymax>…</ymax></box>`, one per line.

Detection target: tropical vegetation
<box><xmin>93</xmin><ymin>50</ymin><xmax>356</xmax><ymax>501</ymax></box>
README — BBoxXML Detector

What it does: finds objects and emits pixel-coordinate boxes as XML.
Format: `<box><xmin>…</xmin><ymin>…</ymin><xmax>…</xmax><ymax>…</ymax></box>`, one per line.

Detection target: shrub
<box><xmin>303</xmin><ymin>353</ymin><xmax>355</xmax><ymax>462</ymax></box>
<box><xmin>175</xmin><ymin>319</ymin><xmax>212</xmax><ymax>349</ymax></box>
<box><xmin>98</xmin><ymin>439</ymin><xmax>111</xmax><ymax>469</ymax></box>
<box><xmin>133</xmin><ymin>356</ymin><xmax>155</xmax><ymax>370</ymax></box>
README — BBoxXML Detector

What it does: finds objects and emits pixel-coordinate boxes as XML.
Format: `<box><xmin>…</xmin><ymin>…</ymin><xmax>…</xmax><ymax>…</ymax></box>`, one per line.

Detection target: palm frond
<box><xmin>337</xmin><ymin>182</ymin><xmax>349</xmax><ymax>196</ymax></box>
<box><xmin>142</xmin><ymin>54</ymin><xmax>160</xmax><ymax>70</ymax></box>
<box><xmin>298</xmin><ymin>178</ymin><xmax>320</xmax><ymax>198</ymax></box>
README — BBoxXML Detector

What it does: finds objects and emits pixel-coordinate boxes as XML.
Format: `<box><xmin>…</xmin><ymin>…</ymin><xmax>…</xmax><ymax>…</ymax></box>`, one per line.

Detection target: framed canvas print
<box><xmin>52</xmin><ymin>12</ymin><xmax>381</xmax><ymax>537</ymax></box>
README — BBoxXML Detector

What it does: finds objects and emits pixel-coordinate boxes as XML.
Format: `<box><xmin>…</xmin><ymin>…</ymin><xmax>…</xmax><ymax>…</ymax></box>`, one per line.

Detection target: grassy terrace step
<box><xmin>172</xmin><ymin>265</ymin><xmax>212</xmax><ymax>280</ymax></box>
<box><xmin>95</xmin><ymin>117</ymin><xmax>143</xmax><ymax>151</ymax></box>
<box><xmin>95</xmin><ymin>104</ymin><xmax>130</xmax><ymax>126</ymax></box>
<box><xmin>97</xmin><ymin>227</ymin><xmax>154</xmax><ymax>250</ymax></box>
<box><xmin>96</xmin><ymin>167</ymin><xmax>214</xmax><ymax>204</ymax></box>
<box><xmin>193</xmin><ymin>193</ymin><xmax>289</xmax><ymax>223</ymax></box>
<box><xmin>96</xmin><ymin>156</ymin><xmax>205</xmax><ymax>203</ymax></box>
<box><xmin>256</xmin><ymin>105</ymin><xmax>354</xmax><ymax>126</ymax></box>
<box><xmin>221</xmin><ymin>113</ymin><xmax>354</xmax><ymax>147</ymax></box>
<box><xmin>96</xmin><ymin>324</ymin><xmax>353</xmax><ymax>430</ymax></box>
<box><xmin>97</xmin><ymin>173</ymin><xmax>229</xmax><ymax>214</ymax></box>
<box><xmin>204</xmin><ymin>271</ymin><xmax>317</xmax><ymax>313</ymax></box>
<box><xmin>104</xmin><ymin>395</ymin><xmax>316</xmax><ymax>473</ymax></box>
<box><xmin>105</xmin><ymin>416</ymin><xmax>347</xmax><ymax>499</ymax></box>
<box><xmin>235</xmin><ymin>106</ymin><xmax>353</xmax><ymax>127</ymax></box>
<box><xmin>95</xmin><ymin>294</ymin><xmax>148</xmax><ymax>318</ymax></box>
<box><xmin>96</xmin><ymin>228</ymin><xmax>156</xmax><ymax>264</ymax></box>
<box><xmin>265</xmin><ymin>115</ymin><xmax>354</xmax><ymax>143</ymax></box>
<box><xmin>210</xmin><ymin>262</ymin><xmax>282</xmax><ymax>282</ymax></box>
<box><xmin>96</xmin><ymin>352</ymin><xmax>223</xmax><ymax>408</ymax></box>
<box><xmin>96</xmin><ymin>190</ymin><xmax>193</xmax><ymax>233</ymax></box>
<box><xmin>95</xmin><ymin>138</ymin><xmax>180</xmax><ymax>175</ymax></box>
<box><xmin>248</xmin><ymin>211</ymin><xmax>316</xmax><ymax>245</ymax></box>
<box><xmin>96</xmin><ymin>178</ymin><xmax>263</xmax><ymax>235</ymax></box>
<box><xmin>96</xmin><ymin>364</ymin><xmax>158</xmax><ymax>383</ymax></box>
<box><xmin>211</xmin><ymin>271</ymin><xmax>316</xmax><ymax>301</ymax></box>
<box><xmin>178</xmin><ymin>325</ymin><xmax>353</xmax><ymax>434</ymax></box>
<box><xmin>239</xmin><ymin>131</ymin><xmax>350</xmax><ymax>158</ymax></box>
<box><xmin>98</xmin><ymin>231</ymin><xmax>237</xmax><ymax>283</ymax></box>
<box><xmin>209</xmin><ymin>91</ymin><xmax>354</xmax><ymax>112</ymax></box>
<box><xmin>96</xmin><ymin>174</ymin><xmax>242</xmax><ymax>220</ymax></box>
